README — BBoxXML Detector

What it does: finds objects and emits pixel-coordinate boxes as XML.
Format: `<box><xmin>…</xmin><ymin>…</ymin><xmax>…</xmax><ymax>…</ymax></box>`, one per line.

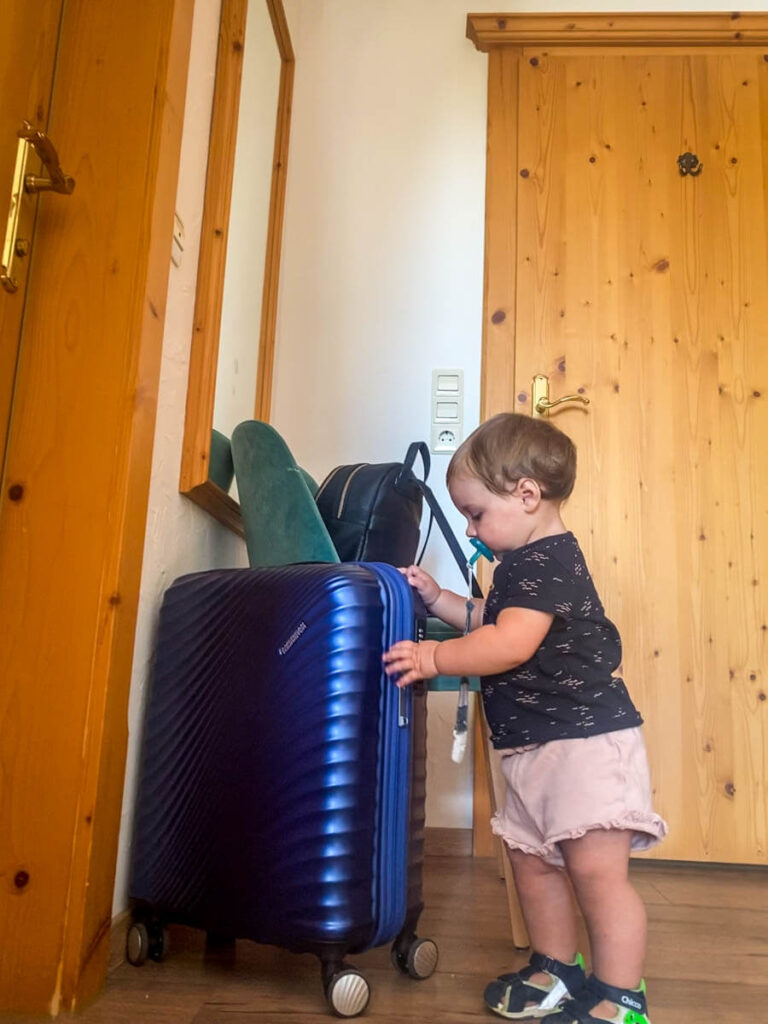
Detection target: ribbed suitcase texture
<box><xmin>129</xmin><ymin>563</ymin><xmax>429</xmax><ymax>972</ymax></box>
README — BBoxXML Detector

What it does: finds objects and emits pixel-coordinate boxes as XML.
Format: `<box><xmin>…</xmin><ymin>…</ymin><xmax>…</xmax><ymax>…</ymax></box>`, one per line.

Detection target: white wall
<box><xmin>112</xmin><ymin>0</ymin><xmax>249</xmax><ymax>913</ymax></box>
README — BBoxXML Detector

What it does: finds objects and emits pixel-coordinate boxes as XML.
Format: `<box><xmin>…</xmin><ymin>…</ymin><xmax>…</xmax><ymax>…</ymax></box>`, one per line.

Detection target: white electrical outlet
<box><xmin>431</xmin><ymin>369</ymin><xmax>463</xmax><ymax>452</ymax></box>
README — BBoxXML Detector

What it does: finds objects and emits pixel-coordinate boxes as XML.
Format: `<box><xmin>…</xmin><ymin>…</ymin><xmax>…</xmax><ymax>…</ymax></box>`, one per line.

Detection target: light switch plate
<box><xmin>431</xmin><ymin>368</ymin><xmax>463</xmax><ymax>452</ymax></box>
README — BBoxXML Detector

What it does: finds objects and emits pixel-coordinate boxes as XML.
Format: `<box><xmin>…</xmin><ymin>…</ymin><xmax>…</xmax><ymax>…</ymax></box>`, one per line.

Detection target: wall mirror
<box><xmin>180</xmin><ymin>0</ymin><xmax>294</xmax><ymax>534</ymax></box>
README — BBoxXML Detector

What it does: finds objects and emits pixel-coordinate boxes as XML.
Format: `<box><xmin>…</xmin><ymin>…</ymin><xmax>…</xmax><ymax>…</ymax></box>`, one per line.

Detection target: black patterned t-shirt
<box><xmin>482</xmin><ymin>532</ymin><xmax>643</xmax><ymax>749</ymax></box>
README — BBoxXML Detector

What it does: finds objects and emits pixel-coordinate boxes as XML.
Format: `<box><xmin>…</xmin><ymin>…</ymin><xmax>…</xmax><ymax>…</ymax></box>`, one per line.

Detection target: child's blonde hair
<box><xmin>447</xmin><ymin>412</ymin><xmax>576</xmax><ymax>501</ymax></box>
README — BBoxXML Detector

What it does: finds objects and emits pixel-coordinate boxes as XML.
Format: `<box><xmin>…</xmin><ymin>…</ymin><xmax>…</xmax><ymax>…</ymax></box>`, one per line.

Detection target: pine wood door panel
<box><xmin>0</xmin><ymin>0</ymin><xmax>64</xmax><ymax>468</ymax></box>
<box><xmin>0</xmin><ymin>0</ymin><xmax>193</xmax><ymax>1012</ymax></box>
<box><xmin>488</xmin><ymin>46</ymin><xmax>768</xmax><ymax>864</ymax></box>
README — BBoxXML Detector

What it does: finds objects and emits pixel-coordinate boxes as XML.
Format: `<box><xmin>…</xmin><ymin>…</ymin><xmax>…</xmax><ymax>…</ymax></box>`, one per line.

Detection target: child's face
<box><xmin>448</xmin><ymin>473</ymin><xmax>537</xmax><ymax>556</ymax></box>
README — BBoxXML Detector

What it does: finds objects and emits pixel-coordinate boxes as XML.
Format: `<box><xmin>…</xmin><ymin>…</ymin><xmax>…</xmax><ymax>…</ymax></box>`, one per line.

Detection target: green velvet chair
<box><xmin>210</xmin><ymin>428</ymin><xmax>235</xmax><ymax>493</ymax></box>
<box><xmin>230</xmin><ymin>420</ymin><xmax>339</xmax><ymax>567</ymax></box>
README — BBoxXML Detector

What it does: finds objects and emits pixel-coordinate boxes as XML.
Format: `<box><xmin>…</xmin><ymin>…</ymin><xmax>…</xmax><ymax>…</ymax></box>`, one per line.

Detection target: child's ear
<box><xmin>516</xmin><ymin>477</ymin><xmax>542</xmax><ymax>508</ymax></box>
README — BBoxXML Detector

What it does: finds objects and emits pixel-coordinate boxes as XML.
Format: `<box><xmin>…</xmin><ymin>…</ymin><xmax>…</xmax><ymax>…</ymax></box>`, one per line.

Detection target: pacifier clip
<box><xmin>451</xmin><ymin>538</ymin><xmax>493</xmax><ymax>763</ymax></box>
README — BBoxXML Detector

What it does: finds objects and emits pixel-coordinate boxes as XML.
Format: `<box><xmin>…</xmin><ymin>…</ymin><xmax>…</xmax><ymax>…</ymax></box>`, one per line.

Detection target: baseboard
<box><xmin>424</xmin><ymin>826</ymin><xmax>473</xmax><ymax>857</ymax></box>
<box><xmin>109</xmin><ymin>908</ymin><xmax>131</xmax><ymax>973</ymax></box>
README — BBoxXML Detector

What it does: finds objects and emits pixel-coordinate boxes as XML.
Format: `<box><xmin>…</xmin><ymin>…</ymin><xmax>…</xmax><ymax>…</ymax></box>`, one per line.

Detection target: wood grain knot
<box><xmin>14</xmin><ymin>871</ymin><xmax>30</xmax><ymax>889</ymax></box>
<box><xmin>653</xmin><ymin>259</ymin><xmax>669</xmax><ymax>273</ymax></box>
<box><xmin>491</xmin><ymin>310</ymin><xmax>506</xmax><ymax>324</ymax></box>
<box><xmin>520</xmin><ymin>169</ymin><xmax>530</xmax><ymax>178</ymax></box>
<box><xmin>724</xmin><ymin>782</ymin><xmax>736</xmax><ymax>797</ymax></box>
<box><xmin>7</xmin><ymin>484</ymin><xmax>24</xmax><ymax>502</ymax></box>
<box><xmin>529</xmin><ymin>57</ymin><xmax>539</xmax><ymax>67</ymax></box>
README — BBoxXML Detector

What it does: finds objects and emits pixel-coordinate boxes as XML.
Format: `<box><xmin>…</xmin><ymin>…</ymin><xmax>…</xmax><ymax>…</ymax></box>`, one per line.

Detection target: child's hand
<box><xmin>399</xmin><ymin>565</ymin><xmax>441</xmax><ymax>609</ymax></box>
<box><xmin>382</xmin><ymin>639</ymin><xmax>440</xmax><ymax>688</ymax></box>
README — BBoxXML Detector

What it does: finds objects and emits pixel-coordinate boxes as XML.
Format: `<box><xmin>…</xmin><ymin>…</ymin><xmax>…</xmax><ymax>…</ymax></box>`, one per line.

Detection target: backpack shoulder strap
<box><xmin>418</xmin><ymin>480</ymin><xmax>483</xmax><ymax>598</ymax></box>
<box><xmin>396</xmin><ymin>441</ymin><xmax>430</xmax><ymax>487</ymax></box>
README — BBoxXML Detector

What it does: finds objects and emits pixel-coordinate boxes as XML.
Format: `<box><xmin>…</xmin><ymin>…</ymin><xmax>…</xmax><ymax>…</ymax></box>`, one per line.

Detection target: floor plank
<box><xmin>4</xmin><ymin>856</ymin><xmax>767</xmax><ymax>1022</ymax></box>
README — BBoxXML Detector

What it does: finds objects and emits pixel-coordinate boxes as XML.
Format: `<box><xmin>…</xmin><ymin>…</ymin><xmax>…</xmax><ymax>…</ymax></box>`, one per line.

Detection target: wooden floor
<box><xmin>6</xmin><ymin>855</ymin><xmax>767</xmax><ymax>1023</ymax></box>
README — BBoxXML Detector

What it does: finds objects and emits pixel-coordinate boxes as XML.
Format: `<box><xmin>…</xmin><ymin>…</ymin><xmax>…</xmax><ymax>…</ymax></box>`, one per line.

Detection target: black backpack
<box><xmin>315</xmin><ymin>442</ymin><xmax>428</xmax><ymax>565</ymax></box>
<box><xmin>315</xmin><ymin>441</ymin><xmax>482</xmax><ymax>597</ymax></box>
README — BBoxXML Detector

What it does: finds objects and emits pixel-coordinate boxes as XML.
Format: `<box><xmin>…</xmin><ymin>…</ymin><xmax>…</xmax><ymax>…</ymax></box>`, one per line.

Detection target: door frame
<box><xmin>0</xmin><ymin>0</ymin><xmax>194</xmax><ymax>1012</ymax></box>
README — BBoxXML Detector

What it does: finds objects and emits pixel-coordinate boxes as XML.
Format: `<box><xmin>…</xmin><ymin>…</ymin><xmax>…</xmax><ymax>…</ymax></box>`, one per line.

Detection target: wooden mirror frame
<box><xmin>179</xmin><ymin>0</ymin><xmax>294</xmax><ymax>535</ymax></box>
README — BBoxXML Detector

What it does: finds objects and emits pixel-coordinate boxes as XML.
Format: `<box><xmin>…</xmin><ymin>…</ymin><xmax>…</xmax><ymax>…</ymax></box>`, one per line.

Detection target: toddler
<box><xmin>383</xmin><ymin>412</ymin><xmax>666</xmax><ymax>1023</ymax></box>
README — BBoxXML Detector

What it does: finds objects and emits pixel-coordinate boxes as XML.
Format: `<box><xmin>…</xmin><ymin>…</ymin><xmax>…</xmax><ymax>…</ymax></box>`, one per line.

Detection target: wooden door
<box><xmin>0</xmin><ymin>0</ymin><xmax>193</xmax><ymax>1012</ymax></box>
<box><xmin>0</xmin><ymin>0</ymin><xmax>64</xmax><ymax>465</ymax></box>
<box><xmin>471</xmin><ymin>15</ymin><xmax>768</xmax><ymax>864</ymax></box>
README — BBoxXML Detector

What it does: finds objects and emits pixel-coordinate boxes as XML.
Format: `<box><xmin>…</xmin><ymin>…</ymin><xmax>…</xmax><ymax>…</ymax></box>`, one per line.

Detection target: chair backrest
<box><xmin>230</xmin><ymin>420</ymin><xmax>339</xmax><ymax>568</ymax></box>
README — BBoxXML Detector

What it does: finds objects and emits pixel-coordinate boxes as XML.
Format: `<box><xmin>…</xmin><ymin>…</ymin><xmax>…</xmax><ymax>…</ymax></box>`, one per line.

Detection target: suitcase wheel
<box><xmin>390</xmin><ymin>935</ymin><xmax>439</xmax><ymax>980</ymax></box>
<box><xmin>324</xmin><ymin>967</ymin><xmax>371</xmax><ymax>1018</ymax></box>
<box><xmin>126</xmin><ymin>920</ymin><xmax>169</xmax><ymax>966</ymax></box>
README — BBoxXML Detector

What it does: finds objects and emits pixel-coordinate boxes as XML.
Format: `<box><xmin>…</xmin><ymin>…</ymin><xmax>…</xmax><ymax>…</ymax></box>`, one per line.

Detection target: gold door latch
<box><xmin>2</xmin><ymin>121</ymin><xmax>75</xmax><ymax>293</ymax></box>
<box><xmin>532</xmin><ymin>373</ymin><xmax>590</xmax><ymax>418</ymax></box>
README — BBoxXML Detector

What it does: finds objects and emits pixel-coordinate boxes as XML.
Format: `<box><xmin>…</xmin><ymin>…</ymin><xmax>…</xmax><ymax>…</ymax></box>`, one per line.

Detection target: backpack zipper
<box><xmin>337</xmin><ymin>463</ymin><xmax>367</xmax><ymax>518</ymax></box>
<box><xmin>314</xmin><ymin>465</ymin><xmax>343</xmax><ymax>504</ymax></box>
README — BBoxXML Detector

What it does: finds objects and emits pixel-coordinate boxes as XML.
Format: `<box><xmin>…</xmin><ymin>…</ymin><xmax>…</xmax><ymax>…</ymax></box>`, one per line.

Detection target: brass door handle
<box><xmin>19</xmin><ymin>121</ymin><xmax>75</xmax><ymax>195</ymax></box>
<box><xmin>532</xmin><ymin>373</ymin><xmax>590</xmax><ymax>418</ymax></box>
<box><xmin>2</xmin><ymin>122</ymin><xmax>75</xmax><ymax>293</ymax></box>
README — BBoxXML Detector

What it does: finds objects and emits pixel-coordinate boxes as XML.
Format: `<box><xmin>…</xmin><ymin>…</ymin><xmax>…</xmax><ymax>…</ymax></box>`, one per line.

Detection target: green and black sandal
<box><xmin>484</xmin><ymin>952</ymin><xmax>587</xmax><ymax>1020</ymax></box>
<box><xmin>540</xmin><ymin>974</ymin><xmax>651</xmax><ymax>1024</ymax></box>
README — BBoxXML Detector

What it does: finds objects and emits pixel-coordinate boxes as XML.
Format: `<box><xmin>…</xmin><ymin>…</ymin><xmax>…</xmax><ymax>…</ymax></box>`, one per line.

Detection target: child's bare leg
<box><xmin>560</xmin><ymin>829</ymin><xmax>647</xmax><ymax>1018</ymax></box>
<box><xmin>506</xmin><ymin>846</ymin><xmax>579</xmax><ymax>976</ymax></box>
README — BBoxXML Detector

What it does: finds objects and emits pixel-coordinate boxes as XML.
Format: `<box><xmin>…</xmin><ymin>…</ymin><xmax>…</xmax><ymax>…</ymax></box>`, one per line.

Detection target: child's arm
<box><xmin>382</xmin><ymin>606</ymin><xmax>553</xmax><ymax>688</ymax></box>
<box><xmin>401</xmin><ymin>564</ymin><xmax>485</xmax><ymax>631</ymax></box>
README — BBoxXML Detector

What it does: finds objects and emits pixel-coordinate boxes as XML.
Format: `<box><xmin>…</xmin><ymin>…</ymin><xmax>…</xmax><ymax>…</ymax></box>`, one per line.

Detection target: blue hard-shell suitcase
<box><xmin>127</xmin><ymin>562</ymin><xmax>437</xmax><ymax>1017</ymax></box>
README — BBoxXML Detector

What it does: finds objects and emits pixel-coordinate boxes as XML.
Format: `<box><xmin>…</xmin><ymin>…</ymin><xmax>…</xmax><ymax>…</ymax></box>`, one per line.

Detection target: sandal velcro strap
<box><xmin>542</xmin><ymin>976</ymin><xmax>649</xmax><ymax>1024</ymax></box>
<box><xmin>529</xmin><ymin>952</ymin><xmax>585</xmax><ymax>984</ymax></box>
<box><xmin>587</xmin><ymin>975</ymin><xmax>648</xmax><ymax>1016</ymax></box>
<box><xmin>486</xmin><ymin>954</ymin><xmax>587</xmax><ymax>1019</ymax></box>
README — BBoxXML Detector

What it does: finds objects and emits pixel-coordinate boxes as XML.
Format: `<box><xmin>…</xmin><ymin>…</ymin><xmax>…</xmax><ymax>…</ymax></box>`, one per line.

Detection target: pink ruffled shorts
<box><xmin>491</xmin><ymin>727</ymin><xmax>667</xmax><ymax>868</ymax></box>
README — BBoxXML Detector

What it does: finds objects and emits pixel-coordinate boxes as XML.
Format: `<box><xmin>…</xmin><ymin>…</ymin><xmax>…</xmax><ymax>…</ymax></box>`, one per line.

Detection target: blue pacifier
<box><xmin>468</xmin><ymin>538</ymin><xmax>494</xmax><ymax>566</ymax></box>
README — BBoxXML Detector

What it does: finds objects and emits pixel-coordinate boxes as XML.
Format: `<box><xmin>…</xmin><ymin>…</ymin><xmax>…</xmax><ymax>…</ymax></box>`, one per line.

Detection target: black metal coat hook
<box><xmin>678</xmin><ymin>152</ymin><xmax>703</xmax><ymax>177</ymax></box>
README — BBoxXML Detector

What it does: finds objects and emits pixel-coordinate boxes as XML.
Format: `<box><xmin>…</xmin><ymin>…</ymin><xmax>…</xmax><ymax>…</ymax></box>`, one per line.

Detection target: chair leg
<box><xmin>472</xmin><ymin>696</ymin><xmax>530</xmax><ymax>950</ymax></box>
<box><xmin>500</xmin><ymin>844</ymin><xmax>531</xmax><ymax>950</ymax></box>
<box><xmin>472</xmin><ymin>696</ymin><xmax>495</xmax><ymax>858</ymax></box>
